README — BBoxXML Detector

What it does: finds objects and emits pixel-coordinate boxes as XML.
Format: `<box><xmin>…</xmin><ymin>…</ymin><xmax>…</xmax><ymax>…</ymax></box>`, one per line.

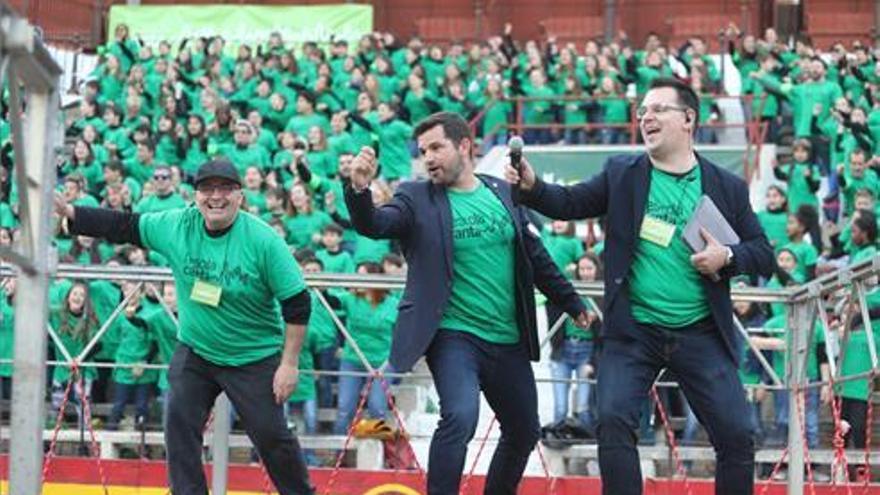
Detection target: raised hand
<box><xmin>350</xmin><ymin>146</ymin><xmax>378</xmax><ymax>191</ymax></box>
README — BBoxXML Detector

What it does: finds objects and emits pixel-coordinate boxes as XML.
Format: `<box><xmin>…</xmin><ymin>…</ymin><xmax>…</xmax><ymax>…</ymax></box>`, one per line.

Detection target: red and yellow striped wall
<box><xmin>1</xmin><ymin>456</ymin><xmax>879</xmax><ymax>494</ymax></box>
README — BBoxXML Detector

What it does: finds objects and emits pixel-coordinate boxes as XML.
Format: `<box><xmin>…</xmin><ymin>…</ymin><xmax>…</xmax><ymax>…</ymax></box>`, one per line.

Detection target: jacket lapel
<box><xmin>697</xmin><ymin>152</ymin><xmax>721</xmax><ymax>208</ymax></box>
<box><xmin>631</xmin><ymin>154</ymin><xmax>651</xmax><ymax>239</ymax></box>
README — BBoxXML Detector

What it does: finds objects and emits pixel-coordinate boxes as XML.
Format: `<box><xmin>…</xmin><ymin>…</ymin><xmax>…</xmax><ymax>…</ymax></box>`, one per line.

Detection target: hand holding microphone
<box><xmin>504</xmin><ymin>136</ymin><xmax>537</xmax><ymax>197</ymax></box>
<box><xmin>508</xmin><ymin>136</ymin><xmax>524</xmax><ymax>203</ymax></box>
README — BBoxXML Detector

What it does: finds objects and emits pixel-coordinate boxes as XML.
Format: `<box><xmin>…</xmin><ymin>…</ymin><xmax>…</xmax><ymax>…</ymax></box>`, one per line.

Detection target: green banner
<box><xmin>523</xmin><ymin>145</ymin><xmax>753</xmax><ymax>185</ymax></box>
<box><xmin>108</xmin><ymin>4</ymin><xmax>373</xmax><ymax>50</ymax></box>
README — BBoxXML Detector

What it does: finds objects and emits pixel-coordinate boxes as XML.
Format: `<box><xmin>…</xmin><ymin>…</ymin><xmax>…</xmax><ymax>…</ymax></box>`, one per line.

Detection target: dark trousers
<box><xmin>108</xmin><ymin>382</ymin><xmax>152</xmax><ymax>429</ymax></box>
<box><xmin>425</xmin><ymin>330</ymin><xmax>540</xmax><ymax>495</ymax></box>
<box><xmin>597</xmin><ymin>320</ymin><xmax>754</xmax><ymax>495</ymax></box>
<box><xmin>165</xmin><ymin>345</ymin><xmax>313</xmax><ymax>495</ymax></box>
<box><xmin>841</xmin><ymin>397</ymin><xmax>868</xmax><ymax>449</ymax></box>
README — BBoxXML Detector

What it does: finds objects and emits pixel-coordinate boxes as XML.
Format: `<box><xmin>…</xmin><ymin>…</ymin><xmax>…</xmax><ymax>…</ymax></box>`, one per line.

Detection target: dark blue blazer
<box><xmin>520</xmin><ymin>152</ymin><xmax>775</xmax><ymax>363</ymax></box>
<box><xmin>345</xmin><ymin>174</ymin><xmax>587</xmax><ymax>372</ymax></box>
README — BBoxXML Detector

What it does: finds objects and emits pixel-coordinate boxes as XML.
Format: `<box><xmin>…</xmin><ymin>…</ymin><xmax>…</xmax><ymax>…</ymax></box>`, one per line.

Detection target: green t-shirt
<box><xmin>308</xmin><ymin>289</ymin><xmax>340</xmax><ymax>352</ymax></box>
<box><xmin>112</xmin><ymin>313</ymin><xmax>158</xmax><ymax>385</ymax></box>
<box><xmin>338</xmin><ymin>292</ymin><xmax>397</xmax><ymax>368</ymax></box>
<box><xmin>138</xmin><ymin>207</ymin><xmax>307</xmax><ymax>366</ymax></box>
<box><xmin>843</xmin><ymin>169</ymin><xmax>880</xmax><ymax>218</ymax></box>
<box><xmin>758</xmin><ymin>209</ymin><xmax>790</xmax><ymax>251</ymax></box>
<box><xmin>144</xmin><ymin>305</ymin><xmax>178</xmax><ymax>391</ymax></box>
<box><xmin>353</xmin><ymin>234</ymin><xmax>391</xmax><ymax>264</ymax></box>
<box><xmin>564</xmin><ymin>296</ymin><xmax>595</xmax><ymax>340</ymax></box>
<box><xmin>836</xmin><ymin>328</ymin><xmax>879</xmax><ymax>400</ymax></box>
<box><xmin>629</xmin><ymin>166</ymin><xmax>711</xmax><ymax>327</ymax></box>
<box><xmin>284</xmin><ymin>210</ymin><xmax>333</xmax><ymax>250</ymax></box>
<box><xmin>288</xmin><ymin>323</ymin><xmax>319</xmax><ymax>403</ymax></box>
<box><xmin>781</xmin><ymin>162</ymin><xmax>820</xmax><ymax>213</ymax></box>
<box><xmin>541</xmin><ymin>230</ymin><xmax>584</xmax><ymax>278</ymax></box>
<box><xmin>764</xmin><ymin>313</ymin><xmax>824</xmax><ymax>381</ymax></box>
<box><xmin>133</xmin><ymin>192</ymin><xmax>187</xmax><ymax>214</ymax></box>
<box><xmin>439</xmin><ymin>181</ymin><xmax>518</xmax><ymax>343</ymax></box>
<box><xmin>781</xmin><ymin>240</ymin><xmax>818</xmax><ymax>281</ymax></box>
<box><xmin>50</xmin><ymin>308</ymin><xmax>99</xmax><ymax>383</ymax></box>
<box><xmin>0</xmin><ymin>295</ymin><xmax>13</xmax><ymax>377</ymax></box>
<box><xmin>316</xmin><ymin>248</ymin><xmax>355</xmax><ymax>274</ymax></box>
<box><xmin>88</xmin><ymin>280</ymin><xmax>122</xmax><ymax>360</ymax></box>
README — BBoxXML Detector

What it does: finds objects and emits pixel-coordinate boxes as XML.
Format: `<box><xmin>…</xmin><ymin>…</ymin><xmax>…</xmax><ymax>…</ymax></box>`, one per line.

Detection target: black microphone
<box><xmin>508</xmin><ymin>136</ymin><xmax>524</xmax><ymax>204</ymax></box>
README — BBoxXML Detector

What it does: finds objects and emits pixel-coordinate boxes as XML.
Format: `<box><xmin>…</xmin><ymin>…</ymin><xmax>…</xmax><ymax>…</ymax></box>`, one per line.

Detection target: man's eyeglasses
<box><xmin>196</xmin><ymin>183</ymin><xmax>240</xmax><ymax>195</ymax></box>
<box><xmin>636</xmin><ymin>103</ymin><xmax>690</xmax><ymax>120</ymax></box>
<box><xmin>153</xmin><ymin>174</ymin><xmax>171</xmax><ymax>181</ymax></box>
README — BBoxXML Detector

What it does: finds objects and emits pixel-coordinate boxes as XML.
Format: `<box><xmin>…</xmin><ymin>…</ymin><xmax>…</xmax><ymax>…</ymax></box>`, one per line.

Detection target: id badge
<box><xmin>190</xmin><ymin>279</ymin><xmax>222</xmax><ymax>307</ymax></box>
<box><xmin>639</xmin><ymin>215</ymin><xmax>676</xmax><ymax>247</ymax></box>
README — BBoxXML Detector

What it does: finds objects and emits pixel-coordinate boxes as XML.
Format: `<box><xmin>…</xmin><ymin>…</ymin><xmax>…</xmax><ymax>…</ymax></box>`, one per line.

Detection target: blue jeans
<box><xmin>600</xmin><ymin>128</ymin><xmax>631</xmax><ymax>144</ymax></box>
<box><xmin>597</xmin><ymin>320</ymin><xmax>754</xmax><ymax>495</ymax></box>
<box><xmin>287</xmin><ymin>399</ymin><xmax>319</xmax><ymax>467</ymax></box>
<box><xmin>287</xmin><ymin>399</ymin><xmax>318</xmax><ymax>434</ymax></box>
<box><xmin>550</xmin><ymin>339</ymin><xmax>594</xmax><ymax>428</ymax></box>
<box><xmin>425</xmin><ymin>330</ymin><xmax>540</xmax><ymax>495</ymax></box>
<box><xmin>333</xmin><ymin>359</ymin><xmax>388</xmax><ymax>434</ymax></box>
<box><xmin>564</xmin><ymin>128</ymin><xmax>588</xmax><ymax>145</ymax></box>
<box><xmin>771</xmin><ymin>386</ymin><xmax>819</xmax><ymax>448</ymax></box>
<box><xmin>108</xmin><ymin>382</ymin><xmax>152</xmax><ymax>429</ymax></box>
<box><xmin>314</xmin><ymin>346</ymin><xmax>339</xmax><ymax>409</ymax></box>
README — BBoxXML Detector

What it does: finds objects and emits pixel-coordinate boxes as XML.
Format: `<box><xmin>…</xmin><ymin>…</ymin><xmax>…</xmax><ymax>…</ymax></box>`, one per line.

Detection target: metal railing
<box><xmin>2</xmin><ymin>256</ymin><xmax>880</xmax><ymax>493</ymax></box>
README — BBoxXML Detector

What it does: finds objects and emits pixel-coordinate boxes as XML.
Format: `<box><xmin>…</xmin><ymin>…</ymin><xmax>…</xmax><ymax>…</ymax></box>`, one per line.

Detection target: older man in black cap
<box><xmin>55</xmin><ymin>159</ymin><xmax>315</xmax><ymax>495</ymax></box>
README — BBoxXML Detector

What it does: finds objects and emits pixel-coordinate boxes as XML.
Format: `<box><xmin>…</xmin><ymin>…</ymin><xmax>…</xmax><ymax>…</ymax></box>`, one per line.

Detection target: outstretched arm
<box><xmin>505</xmin><ymin>157</ymin><xmax>609</xmax><ymax>220</ymax></box>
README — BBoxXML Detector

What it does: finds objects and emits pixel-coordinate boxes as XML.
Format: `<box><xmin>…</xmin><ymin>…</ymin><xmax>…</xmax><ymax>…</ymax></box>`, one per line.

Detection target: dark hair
<box><xmin>854</xmin><ymin>208</ymin><xmax>878</xmax><ymax>244</ymax></box>
<box><xmin>577</xmin><ymin>252</ymin><xmax>604</xmax><ymax>282</ymax></box>
<box><xmin>648</xmin><ymin>77</ymin><xmax>700</xmax><ymax>131</ymax></box>
<box><xmin>294</xmin><ymin>248</ymin><xmax>316</xmax><ymax>263</ymax></box>
<box><xmin>413</xmin><ymin>112</ymin><xmax>473</xmax><ymax>150</ymax></box>
<box><xmin>382</xmin><ymin>253</ymin><xmax>404</xmax><ymax>268</ymax></box>
<box><xmin>794</xmin><ymin>204</ymin><xmax>818</xmax><ymax>231</ymax></box>
<box><xmin>301</xmin><ymin>257</ymin><xmax>324</xmax><ymax>269</ymax></box>
<box><xmin>851</xmin><ymin>147</ymin><xmax>868</xmax><ymax>161</ymax></box>
<box><xmin>322</xmin><ymin>222</ymin><xmax>344</xmax><ymax>236</ymax></box>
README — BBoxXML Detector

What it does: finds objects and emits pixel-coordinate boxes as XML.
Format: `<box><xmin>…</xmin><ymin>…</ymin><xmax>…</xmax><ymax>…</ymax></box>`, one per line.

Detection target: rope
<box><xmin>759</xmin><ymin>447</ymin><xmax>790</xmax><ymax>495</ymax></box>
<box><xmin>77</xmin><ymin>369</ymin><xmax>110</xmax><ymax>495</ymax></box>
<box><xmin>375</xmin><ymin>370</ymin><xmax>427</xmax><ymax>484</ymax></box>
<box><xmin>459</xmin><ymin>416</ymin><xmax>496</xmax><ymax>495</ymax></box>
<box><xmin>862</xmin><ymin>379</ymin><xmax>874</xmax><ymax>493</ymax></box>
<box><xmin>40</xmin><ymin>371</ymin><xmax>75</xmax><ymax>482</ymax></box>
<box><xmin>650</xmin><ymin>385</ymin><xmax>692</xmax><ymax>495</ymax></box>
<box><xmin>534</xmin><ymin>441</ymin><xmax>560</xmax><ymax>495</ymax></box>
<box><xmin>322</xmin><ymin>375</ymin><xmax>374</xmax><ymax>495</ymax></box>
<box><xmin>824</xmin><ymin>372</ymin><xmax>853</xmax><ymax>493</ymax></box>
<box><xmin>793</xmin><ymin>387</ymin><xmax>819</xmax><ymax>495</ymax></box>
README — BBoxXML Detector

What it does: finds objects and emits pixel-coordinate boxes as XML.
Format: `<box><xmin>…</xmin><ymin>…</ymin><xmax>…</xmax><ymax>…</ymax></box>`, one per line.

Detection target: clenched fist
<box><xmin>351</xmin><ymin>146</ymin><xmax>378</xmax><ymax>191</ymax></box>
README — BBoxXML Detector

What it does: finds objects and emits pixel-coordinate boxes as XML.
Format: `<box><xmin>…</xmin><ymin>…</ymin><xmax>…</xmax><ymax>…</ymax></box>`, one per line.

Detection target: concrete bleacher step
<box><xmin>0</xmin><ymin>427</ymin><xmax>387</xmax><ymax>469</ymax></box>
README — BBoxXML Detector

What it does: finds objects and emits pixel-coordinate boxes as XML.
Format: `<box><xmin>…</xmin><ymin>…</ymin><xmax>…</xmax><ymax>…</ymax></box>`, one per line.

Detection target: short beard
<box><xmin>438</xmin><ymin>151</ymin><xmax>467</xmax><ymax>186</ymax></box>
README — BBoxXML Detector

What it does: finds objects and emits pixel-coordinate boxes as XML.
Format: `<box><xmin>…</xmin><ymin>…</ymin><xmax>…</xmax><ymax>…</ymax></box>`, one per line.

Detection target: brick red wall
<box><xmin>11</xmin><ymin>0</ymin><xmax>873</xmax><ymax>51</ymax></box>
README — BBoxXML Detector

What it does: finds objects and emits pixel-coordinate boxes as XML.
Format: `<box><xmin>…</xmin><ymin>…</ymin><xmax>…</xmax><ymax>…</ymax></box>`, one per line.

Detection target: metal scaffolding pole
<box><xmin>211</xmin><ymin>394</ymin><xmax>231</xmax><ymax>495</ymax></box>
<box><xmin>0</xmin><ymin>3</ymin><xmax>62</xmax><ymax>494</ymax></box>
<box><xmin>787</xmin><ymin>294</ymin><xmax>813</xmax><ymax>495</ymax></box>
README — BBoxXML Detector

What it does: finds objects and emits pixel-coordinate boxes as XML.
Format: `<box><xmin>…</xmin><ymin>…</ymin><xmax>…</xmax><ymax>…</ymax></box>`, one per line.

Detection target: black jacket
<box><xmin>520</xmin><ymin>152</ymin><xmax>775</xmax><ymax>363</ymax></box>
<box><xmin>345</xmin><ymin>174</ymin><xmax>586</xmax><ymax>372</ymax></box>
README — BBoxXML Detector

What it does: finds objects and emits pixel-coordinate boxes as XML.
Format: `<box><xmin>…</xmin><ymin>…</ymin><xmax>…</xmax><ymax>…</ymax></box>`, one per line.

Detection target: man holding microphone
<box><xmin>345</xmin><ymin>111</ymin><xmax>589</xmax><ymax>495</ymax></box>
<box><xmin>506</xmin><ymin>78</ymin><xmax>775</xmax><ymax>495</ymax></box>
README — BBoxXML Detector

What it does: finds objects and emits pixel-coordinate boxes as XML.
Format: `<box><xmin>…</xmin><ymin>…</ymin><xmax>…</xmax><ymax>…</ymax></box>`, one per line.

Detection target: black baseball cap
<box><xmin>194</xmin><ymin>159</ymin><xmax>241</xmax><ymax>187</ymax></box>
